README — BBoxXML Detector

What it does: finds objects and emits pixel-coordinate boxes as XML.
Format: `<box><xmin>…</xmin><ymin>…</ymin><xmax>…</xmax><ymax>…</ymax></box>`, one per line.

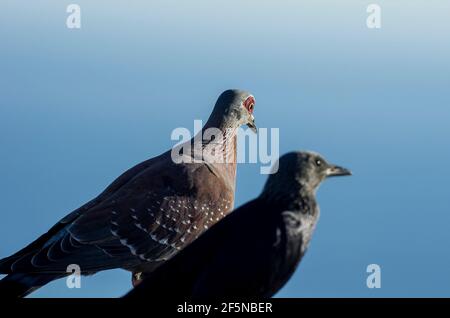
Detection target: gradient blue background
<box><xmin>1</xmin><ymin>1</ymin><xmax>449</xmax><ymax>297</ymax></box>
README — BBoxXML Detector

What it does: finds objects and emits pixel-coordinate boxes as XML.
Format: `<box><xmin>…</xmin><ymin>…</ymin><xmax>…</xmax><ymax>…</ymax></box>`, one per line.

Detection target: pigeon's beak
<box><xmin>247</xmin><ymin>115</ymin><xmax>257</xmax><ymax>133</ymax></box>
<box><xmin>326</xmin><ymin>165</ymin><xmax>352</xmax><ymax>177</ymax></box>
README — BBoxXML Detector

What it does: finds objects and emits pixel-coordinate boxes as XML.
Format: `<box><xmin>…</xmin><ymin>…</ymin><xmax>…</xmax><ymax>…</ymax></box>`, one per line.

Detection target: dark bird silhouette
<box><xmin>0</xmin><ymin>89</ymin><xmax>257</xmax><ymax>298</ymax></box>
<box><xmin>124</xmin><ymin>151</ymin><xmax>351</xmax><ymax>299</ymax></box>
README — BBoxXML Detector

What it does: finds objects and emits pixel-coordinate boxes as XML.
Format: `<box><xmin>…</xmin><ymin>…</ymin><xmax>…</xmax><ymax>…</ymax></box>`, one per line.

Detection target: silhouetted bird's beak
<box><xmin>247</xmin><ymin>115</ymin><xmax>257</xmax><ymax>133</ymax></box>
<box><xmin>326</xmin><ymin>165</ymin><xmax>352</xmax><ymax>177</ymax></box>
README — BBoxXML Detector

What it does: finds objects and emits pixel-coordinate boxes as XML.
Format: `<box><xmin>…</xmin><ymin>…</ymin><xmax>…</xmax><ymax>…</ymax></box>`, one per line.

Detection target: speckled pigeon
<box><xmin>124</xmin><ymin>151</ymin><xmax>351</xmax><ymax>299</ymax></box>
<box><xmin>0</xmin><ymin>89</ymin><xmax>257</xmax><ymax>297</ymax></box>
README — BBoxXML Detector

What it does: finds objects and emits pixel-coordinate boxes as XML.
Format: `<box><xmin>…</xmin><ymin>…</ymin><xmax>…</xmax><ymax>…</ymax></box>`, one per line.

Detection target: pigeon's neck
<box><xmin>204</xmin><ymin>114</ymin><xmax>239</xmax><ymax>133</ymax></box>
<box><xmin>192</xmin><ymin>120</ymin><xmax>239</xmax><ymax>164</ymax></box>
<box><xmin>185</xmin><ymin>121</ymin><xmax>238</xmax><ymax>193</ymax></box>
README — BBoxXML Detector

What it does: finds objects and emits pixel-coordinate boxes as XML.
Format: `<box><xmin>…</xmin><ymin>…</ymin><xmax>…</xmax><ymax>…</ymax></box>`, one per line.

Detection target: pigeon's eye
<box><xmin>315</xmin><ymin>159</ymin><xmax>322</xmax><ymax>167</ymax></box>
<box><xmin>243</xmin><ymin>96</ymin><xmax>255</xmax><ymax>113</ymax></box>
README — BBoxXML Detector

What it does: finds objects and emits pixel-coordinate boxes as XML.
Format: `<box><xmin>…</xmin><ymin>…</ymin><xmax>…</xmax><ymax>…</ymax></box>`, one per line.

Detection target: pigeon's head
<box><xmin>263</xmin><ymin>151</ymin><xmax>351</xmax><ymax>198</ymax></box>
<box><xmin>210</xmin><ymin>89</ymin><xmax>257</xmax><ymax>133</ymax></box>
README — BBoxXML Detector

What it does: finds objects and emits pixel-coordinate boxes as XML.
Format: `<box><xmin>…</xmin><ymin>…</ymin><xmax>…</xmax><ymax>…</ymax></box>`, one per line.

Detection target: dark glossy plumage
<box><xmin>124</xmin><ymin>151</ymin><xmax>351</xmax><ymax>299</ymax></box>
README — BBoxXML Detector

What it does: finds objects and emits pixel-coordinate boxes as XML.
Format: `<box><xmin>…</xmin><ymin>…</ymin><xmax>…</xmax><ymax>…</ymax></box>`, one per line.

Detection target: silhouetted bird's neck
<box><xmin>260</xmin><ymin>180</ymin><xmax>318</xmax><ymax>216</ymax></box>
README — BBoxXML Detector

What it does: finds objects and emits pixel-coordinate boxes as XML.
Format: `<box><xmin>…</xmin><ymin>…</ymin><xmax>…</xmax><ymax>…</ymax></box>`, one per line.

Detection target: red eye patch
<box><xmin>243</xmin><ymin>96</ymin><xmax>255</xmax><ymax>113</ymax></box>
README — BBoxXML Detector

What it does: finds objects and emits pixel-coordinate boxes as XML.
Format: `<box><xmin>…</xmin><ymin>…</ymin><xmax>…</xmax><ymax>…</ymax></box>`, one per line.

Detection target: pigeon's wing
<box><xmin>0</xmin><ymin>154</ymin><xmax>165</xmax><ymax>274</ymax></box>
<box><xmin>69</xmin><ymin>158</ymin><xmax>231</xmax><ymax>268</ymax></box>
<box><xmin>4</xmin><ymin>156</ymin><xmax>232</xmax><ymax>275</ymax></box>
<box><xmin>7</xmin><ymin>193</ymin><xmax>183</xmax><ymax>274</ymax></box>
<box><xmin>124</xmin><ymin>199</ymin><xmax>273</xmax><ymax>298</ymax></box>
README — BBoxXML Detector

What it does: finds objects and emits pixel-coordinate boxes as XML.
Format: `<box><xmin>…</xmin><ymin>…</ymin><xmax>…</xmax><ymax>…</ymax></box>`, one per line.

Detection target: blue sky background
<box><xmin>1</xmin><ymin>1</ymin><xmax>449</xmax><ymax>297</ymax></box>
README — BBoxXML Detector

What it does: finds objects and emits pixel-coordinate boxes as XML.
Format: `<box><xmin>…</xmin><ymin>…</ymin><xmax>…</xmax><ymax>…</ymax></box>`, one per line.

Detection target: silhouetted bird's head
<box><xmin>206</xmin><ymin>89</ymin><xmax>257</xmax><ymax>133</ymax></box>
<box><xmin>262</xmin><ymin>151</ymin><xmax>351</xmax><ymax>201</ymax></box>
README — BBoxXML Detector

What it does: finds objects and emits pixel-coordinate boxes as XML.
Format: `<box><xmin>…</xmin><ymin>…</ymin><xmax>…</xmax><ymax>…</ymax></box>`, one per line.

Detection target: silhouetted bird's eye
<box><xmin>315</xmin><ymin>159</ymin><xmax>322</xmax><ymax>167</ymax></box>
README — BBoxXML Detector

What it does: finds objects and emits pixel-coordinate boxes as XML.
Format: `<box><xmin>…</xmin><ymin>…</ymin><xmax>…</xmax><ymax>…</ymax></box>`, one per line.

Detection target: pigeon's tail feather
<box><xmin>0</xmin><ymin>273</ymin><xmax>60</xmax><ymax>298</ymax></box>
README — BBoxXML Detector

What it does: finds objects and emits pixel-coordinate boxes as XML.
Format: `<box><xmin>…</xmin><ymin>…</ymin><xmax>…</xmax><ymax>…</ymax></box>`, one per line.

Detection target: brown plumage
<box><xmin>0</xmin><ymin>89</ymin><xmax>257</xmax><ymax>297</ymax></box>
